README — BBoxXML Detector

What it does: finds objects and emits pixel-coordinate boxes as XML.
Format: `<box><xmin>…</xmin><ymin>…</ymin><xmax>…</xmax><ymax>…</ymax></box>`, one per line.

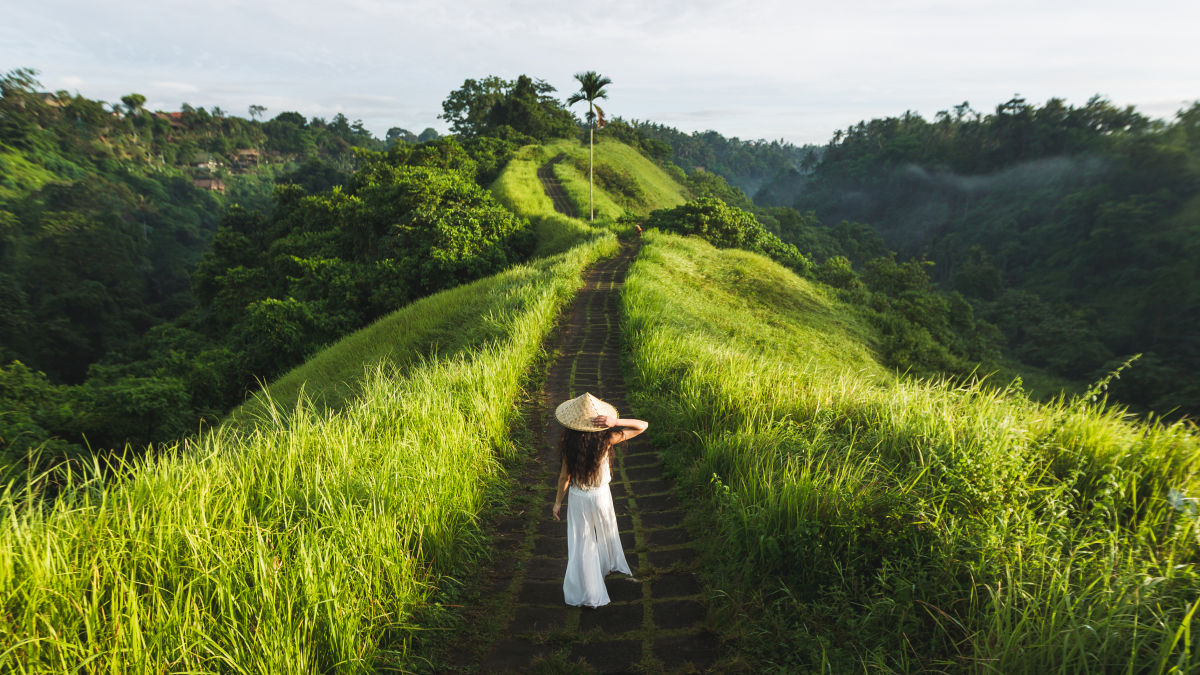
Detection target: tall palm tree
<box><xmin>566</xmin><ymin>71</ymin><xmax>611</xmax><ymax>221</ymax></box>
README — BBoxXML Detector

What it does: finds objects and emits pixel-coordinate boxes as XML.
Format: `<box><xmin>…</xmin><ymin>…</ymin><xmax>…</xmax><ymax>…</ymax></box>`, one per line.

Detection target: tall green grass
<box><xmin>538</xmin><ymin>138</ymin><xmax>688</xmax><ymax>221</ymax></box>
<box><xmin>623</xmin><ymin>231</ymin><xmax>1200</xmax><ymax>672</ymax></box>
<box><xmin>0</xmin><ymin>234</ymin><xmax>617</xmax><ymax>672</ymax></box>
<box><xmin>230</xmin><ymin>235</ymin><xmax>611</xmax><ymax>422</ymax></box>
<box><xmin>489</xmin><ymin>143</ymin><xmax>600</xmax><ymax>257</ymax></box>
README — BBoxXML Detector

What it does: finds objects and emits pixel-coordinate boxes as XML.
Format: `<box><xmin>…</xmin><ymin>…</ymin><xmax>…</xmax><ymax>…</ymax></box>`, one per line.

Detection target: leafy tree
<box><xmin>440</xmin><ymin>76</ymin><xmax>509</xmax><ymax>136</ymax></box>
<box><xmin>386</xmin><ymin>126</ymin><xmax>417</xmax><ymax>146</ymax></box>
<box><xmin>815</xmin><ymin>256</ymin><xmax>861</xmax><ymax>289</ymax></box>
<box><xmin>440</xmin><ymin>75</ymin><xmax>574</xmax><ymax>141</ymax></box>
<box><xmin>645</xmin><ymin>197</ymin><xmax>811</xmax><ymax>274</ymax></box>
<box><xmin>120</xmin><ymin>93</ymin><xmax>146</xmax><ymax>117</ymax></box>
<box><xmin>566</xmin><ymin>71</ymin><xmax>611</xmax><ymax>221</ymax></box>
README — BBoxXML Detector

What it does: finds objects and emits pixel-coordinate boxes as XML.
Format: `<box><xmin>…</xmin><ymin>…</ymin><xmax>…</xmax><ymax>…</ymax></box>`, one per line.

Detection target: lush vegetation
<box><xmin>439</xmin><ymin>75</ymin><xmax>577</xmax><ymax>142</ymax></box>
<box><xmin>0</xmin><ymin>67</ymin><xmax>427</xmax><ymax>472</ymax></box>
<box><xmin>0</xmin><ymin>231</ymin><xmax>617</xmax><ymax>672</ymax></box>
<box><xmin>542</xmin><ymin>137</ymin><xmax>690</xmax><ymax>220</ymax></box>
<box><xmin>636</xmin><ymin>187</ymin><xmax>999</xmax><ymax>380</ymax></box>
<box><xmin>644</xmin><ymin>196</ymin><xmax>811</xmax><ymax>274</ymax></box>
<box><xmin>1</xmin><ymin>114</ymin><xmax>530</xmax><ymax>477</ymax></box>
<box><xmin>624</xmin><ymin>231</ymin><xmax>1200</xmax><ymax>672</ymax></box>
<box><xmin>629</xmin><ymin>119</ymin><xmax>819</xmax><ymax>196</ymax></box>
<box><xmin>6</xmin><ymin>62</ymin><xmax>1199</xmax><ymax>674</ymax></box>
<box><xmin>761</xmin><ymin>96</ymin><xmax>1200</xmax><ymax>416</ymax></box>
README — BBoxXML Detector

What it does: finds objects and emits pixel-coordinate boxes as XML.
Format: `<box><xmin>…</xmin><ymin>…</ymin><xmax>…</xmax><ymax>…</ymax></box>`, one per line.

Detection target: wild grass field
<box><xmin>540</xmin><ymin>137</ymin><xmax>689</xmax><ymax>221</ymax></box>
<box><xmin>0</xmin><ymin>233</ymin><xmax>617</xmax><ymax>672</ymax></box>
<box><xmin>623</xmin><ymin>231</ymin><xmax>1200</xmax><ymax>672</ymax></box>
<box><xmin>230</xmin><ymin>228</ymin><xmax>600</xmax><ymax>422</ymax></box>
<box><xmin>488</xmin><ymin>143</ymin><xmax>598</xmax><ymax>258</ymax></box>
<box><xmin>8</xmin><ymin>125</ymin><xmax>1195</xmax><ymax>674</ymax></box>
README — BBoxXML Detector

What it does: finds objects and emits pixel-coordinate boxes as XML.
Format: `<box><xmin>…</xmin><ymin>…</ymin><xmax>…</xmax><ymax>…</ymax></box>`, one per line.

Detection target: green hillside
<box><xmin>1</xmin><ymin>227</ymin><xmax>618</xmax><ymax>671</ymax></box>
<box><xmin>764</xmin><ymin>98</ymin><xmax>1200</xmax><ymax>417</ymax></box>
<box><xmin>4</xmin><ymin>114</ymin><xmax>1198</xmax><ymax>674</ymax></box>
<box><xmin>490</xmin><ymin>138</ymin><xmax>689</xmax><ymax>255</ymax></box>
<box><xmin>625</xmin><ymin>231</ymin><xmax>1200</xmax><ymax>671</ymax></box>
<box><xmin>541</xmin><ymin>137</ymin><xmax>690</xmax><ymax>219</ymax></box>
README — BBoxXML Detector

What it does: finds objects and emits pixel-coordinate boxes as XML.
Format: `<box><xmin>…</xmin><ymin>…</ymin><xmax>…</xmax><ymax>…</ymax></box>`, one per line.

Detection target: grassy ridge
<box><xmin>623</xmin><ymin>231</ymin><xmax>1200</xmax><ymax>672</ymax></box>
<box><xmin>230</xmin><ymin>229</ymin><xmax>603</xmax><ymax>421</ymax></box>
<box><xmin>541</xmin><ymin>138</ymin><xmax>689</xmax><ymax>221</ymax></box>
<box><xmin>0</xmin><ymin>234</ymin><xmax>617</xmax><ymax>672</ymax></box>
<box><xmin>489</xmin><ymin>143</ymin><xmax>600</xmax><ymax>258</ymax></box>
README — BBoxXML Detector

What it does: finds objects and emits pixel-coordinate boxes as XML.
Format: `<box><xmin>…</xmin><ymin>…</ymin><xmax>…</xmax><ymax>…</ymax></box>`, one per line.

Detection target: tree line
<box><xmin>0</xmin><ymin>68</ymin><xmax>596</xmax><ymax>483</ymax></box>
<box><xmin>756</xmin><ymin>96</ymin><xmax>1200</xmax><ymax>416</ymax></box>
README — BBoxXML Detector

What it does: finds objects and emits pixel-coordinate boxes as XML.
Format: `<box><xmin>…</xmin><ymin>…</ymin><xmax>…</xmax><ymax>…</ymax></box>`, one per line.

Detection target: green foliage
<box><xmin>646</xmin><ymin>197</ymin><xmax>766</xmax><ymax>249</ymax></box>
<box><xmin>813</xmin><ymin>255</ymin><xmax>860</xmax><ymax>289</ymax></box>
<box><xmin>625</xmin><ymin>231</ymin><xmax>1200</xmax><ymax>672</ymax></box>
<box><xmin>683</xmin><ymin>169</ymin><xmax>753</xmax><ymax>209</ymax></box>
<box><xmin>440</xmin><ymin>75</ymin><xmax>576</xmax><ymax>141</ymax></box>
<box><xmin>565</xmin><ymin>70</ymin><xmax>611</xmax><ymax>128</ymax></box>
<box><xmin>644</xmin><ymin>197</ymin><xmax>812</xmax><ymax>275</ymax></box>
<box><xmin>630</xmin><ymin>120</ymin><xmax>819</xmax><ymax>196</ymax></box>
<box><xmin>0</xmin><ymin>69</ymin><xmax>534</xmax><ymax>471</ymax></box>
<box><xmin>0</xmin><ymin>68</ymin><xmax>383</xmax><ymax>387</ymax></box>
<box><xmin>185</xmin><ymin>153</ymin><xmax>534</xmax><ymax>418</ymax></box>
<box><xmin>0</xmin><ymin>235</ymin><xmax>617</xmax><ymax>671</ymax></box>
<box><xmin>777</xmin><ymin>95</ymin><xmax>1200</xmax><ymax>415</ymax></box>
<box><xmin>0</xmin><ymin>361</ymin><xmax>79</xmax><ymax>476</ymax></box>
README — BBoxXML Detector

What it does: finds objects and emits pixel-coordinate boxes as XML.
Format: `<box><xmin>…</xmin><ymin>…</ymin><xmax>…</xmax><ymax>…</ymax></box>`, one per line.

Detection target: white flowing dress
<box><xmin>563</xmin><ymin>456</ymin><xmax>631</xmax><ymax>607</ymax></box>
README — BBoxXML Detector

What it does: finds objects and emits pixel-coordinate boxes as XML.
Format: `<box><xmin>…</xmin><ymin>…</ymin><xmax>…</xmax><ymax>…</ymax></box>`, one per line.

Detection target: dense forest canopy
<box><xmin>758</xmin><ymin>96</ymin><xmax>1200</xmax><ymax>415</ymax></box>
<box><xmin>439</xmin><ymin>75</ymin><xmax>578</xmax><ymax>142</ymax></box>
<box><xmin>630</xmin><ymin>120</ymin><xmax>820</xmax><ymax>196</ymax></box>
<box><xmin>4</xmin><ymin>63</ymin><xmax>1198</xmax><ymax>484</ymax></box>
<box><xmin>0</xmin><ymin>68</ymin><xmax>532</xmax><ymax>477</ymax></box>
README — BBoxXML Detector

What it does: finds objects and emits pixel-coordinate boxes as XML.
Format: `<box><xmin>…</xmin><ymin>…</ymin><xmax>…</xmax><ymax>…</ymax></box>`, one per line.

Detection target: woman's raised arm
<box><xmin>592</xmin><ymin>415</ymin><xmax>648</xmax><ymax>445</ymax></box>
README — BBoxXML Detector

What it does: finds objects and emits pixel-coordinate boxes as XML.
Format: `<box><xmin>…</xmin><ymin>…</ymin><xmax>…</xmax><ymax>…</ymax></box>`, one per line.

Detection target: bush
<box><xmin>645</xmin><ymin>197</ymin><xmax>812</xmax><ymax>274</ymax></box>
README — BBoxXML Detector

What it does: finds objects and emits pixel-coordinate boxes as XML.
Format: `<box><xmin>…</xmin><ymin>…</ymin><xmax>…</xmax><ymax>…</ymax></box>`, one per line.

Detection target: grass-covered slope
<box><xmin>490</xmin><ymin>143</ymin><xmax>599</xmax><ymax>257</ymax></box>
<box><xmin>624</xmin><ymin>231</ymin><xmax>1200</xmax><ymax>672</ymax></box>
<box><xmin>230</xmin><ymin>232</ymin><xmax>605</xmax><ymax>421</ymax></box>
<box><xmin>490</xmin><ymin>138</ymin><xmax>688</xmax><ymax>250</ymax></box>
<box><xmin>545</xmin><ymin>137</ymin><xmax>689</xmax><ymax>220</ymax></box>
<box><xmin>0</xmin><ymin>234</ymin><xmax>617</xmax><ymax>672</ymax></box>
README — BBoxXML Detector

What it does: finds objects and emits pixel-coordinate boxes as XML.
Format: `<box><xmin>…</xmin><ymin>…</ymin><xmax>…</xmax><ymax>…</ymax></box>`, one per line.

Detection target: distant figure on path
<box><xmin>551</xmin><ymin>392</ymin><xmax>648</xmax><ymax>607</ymax></box>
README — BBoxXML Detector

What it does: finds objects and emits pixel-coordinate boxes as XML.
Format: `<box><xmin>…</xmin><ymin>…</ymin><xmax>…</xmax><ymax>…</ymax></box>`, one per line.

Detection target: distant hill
<box><xmin>5</xmin><ymin>107</ymin><xmax>1198</xmax><ymax>673</ymax></box>
<box><xmin>623</xmin><ymin>118</ymin><xmax>821</xmax><ymax>197</ymax></box>
<box><xmin>761</xmin><ymin>96</ymin><xmax>1200</xmax><ymax>416</ymax></box>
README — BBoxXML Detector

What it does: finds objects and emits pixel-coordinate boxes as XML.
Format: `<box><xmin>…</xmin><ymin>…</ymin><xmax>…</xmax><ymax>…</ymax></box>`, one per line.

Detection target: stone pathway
<box><xmin>449</xmin><ymin>245</ymin><xmax>722</xmax><ymax>673</ymax></box>
<box><xmin>537</xmin><ymin>154</ymin><xmax>577</xmax><ymax>218</ymax></box>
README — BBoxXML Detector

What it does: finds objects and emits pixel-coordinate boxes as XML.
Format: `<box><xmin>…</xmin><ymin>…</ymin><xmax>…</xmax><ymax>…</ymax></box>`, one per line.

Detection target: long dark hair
<box><xmin>560</xmin><ymin>427</ymin><xmax>617</xmax><ymax>488</ymax></box>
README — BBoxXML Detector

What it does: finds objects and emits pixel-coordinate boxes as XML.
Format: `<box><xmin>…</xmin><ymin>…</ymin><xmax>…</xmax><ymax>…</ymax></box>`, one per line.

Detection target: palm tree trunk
<box><xmin>588</xmin><ymin>122</ymin><xmax>594</xmax><ymax>221</ymax></box>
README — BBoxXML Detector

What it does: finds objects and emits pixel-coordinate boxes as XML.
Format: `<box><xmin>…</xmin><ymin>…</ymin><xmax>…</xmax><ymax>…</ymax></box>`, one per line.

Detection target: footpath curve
<box><xmin>449</xmin><ymin>244</ymin><xmax>723</xmax><ymax>673</ymax></box>
<box><xmin>537</xmin><ymin>154</ymin><xmax>578</xmax><ymax>218</ymax></box>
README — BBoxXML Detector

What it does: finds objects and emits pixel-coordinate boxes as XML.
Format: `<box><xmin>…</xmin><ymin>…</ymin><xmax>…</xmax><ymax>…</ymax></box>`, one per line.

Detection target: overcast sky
<box><xmin>3</xmin><ymin>0</ymin><xmax>1197</xmax><ymax>146</ymax></box>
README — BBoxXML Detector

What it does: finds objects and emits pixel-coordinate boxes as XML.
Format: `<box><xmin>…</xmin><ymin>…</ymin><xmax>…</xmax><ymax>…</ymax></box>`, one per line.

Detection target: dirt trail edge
<box><xmin>448</xmin><ymin>245</ymin><xmax>722</xmax><ymax>674</ymax></box>
<box><xmin>538</xmin><ymin>154</ymin><xmax>577</xmax><ymax>218</ymax></box>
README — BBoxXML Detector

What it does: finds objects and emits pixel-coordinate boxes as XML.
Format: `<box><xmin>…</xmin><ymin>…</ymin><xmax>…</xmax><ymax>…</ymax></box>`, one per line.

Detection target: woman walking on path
<box><xmin>551</xmin><ymin>392</ymin><xmax>648</xmax><ymax>607</ymax></box>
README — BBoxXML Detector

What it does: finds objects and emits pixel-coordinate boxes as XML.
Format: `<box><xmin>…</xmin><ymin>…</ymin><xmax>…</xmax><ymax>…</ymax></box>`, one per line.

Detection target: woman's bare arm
<box><xmin>592</xmin><ymin>415</ymin><xmax>648</xmax><ymax>445</ymax></box>
<box><xmin>552</xmin><ymin>457</ymin><xmax>570</xmax><ymax>520</ymax></box>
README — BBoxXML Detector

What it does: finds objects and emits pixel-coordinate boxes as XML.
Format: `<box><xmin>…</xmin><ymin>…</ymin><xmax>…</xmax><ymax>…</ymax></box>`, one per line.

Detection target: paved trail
<box><xmin>450</xmin><ymin>223</ymin><xmax>723</xmax><ymax>671</ymax></box>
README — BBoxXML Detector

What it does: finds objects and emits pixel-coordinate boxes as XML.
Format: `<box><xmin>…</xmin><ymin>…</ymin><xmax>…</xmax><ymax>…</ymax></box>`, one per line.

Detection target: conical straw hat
<box><xmin>555</xmin><ymin>392</ymin><xmax>618</xmax><ymax>432</ymax></box>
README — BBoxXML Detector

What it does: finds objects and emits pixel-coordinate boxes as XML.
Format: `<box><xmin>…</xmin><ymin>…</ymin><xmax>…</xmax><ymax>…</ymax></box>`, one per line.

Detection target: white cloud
<box><xmin>2</xmin><ymin>0</ymin><xmax>1197</xmax><ymax>144</ymax></box>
